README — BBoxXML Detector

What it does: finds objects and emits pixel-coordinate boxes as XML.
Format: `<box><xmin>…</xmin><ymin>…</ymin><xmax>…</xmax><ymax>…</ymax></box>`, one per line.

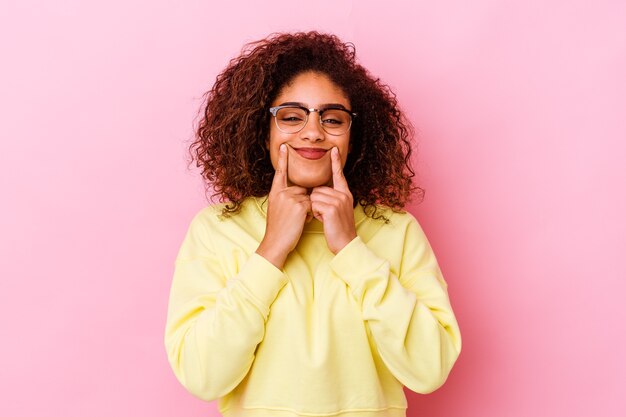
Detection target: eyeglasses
<box><xmin>269</xmin><ymin>105</ymin><xmax>357</xmax><ymax>136</ymax></box>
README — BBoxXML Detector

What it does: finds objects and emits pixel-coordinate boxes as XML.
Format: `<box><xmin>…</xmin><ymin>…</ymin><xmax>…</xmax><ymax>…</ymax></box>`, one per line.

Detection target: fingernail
<box><xmin>332</xmin><ymin>147</ymin><xmax>338</xmax><ymax>156</ymax></box>
<box><xmin>280</xmin><ymin>144</ymin><xmax>286</xmax><ymax>152</ymax></box>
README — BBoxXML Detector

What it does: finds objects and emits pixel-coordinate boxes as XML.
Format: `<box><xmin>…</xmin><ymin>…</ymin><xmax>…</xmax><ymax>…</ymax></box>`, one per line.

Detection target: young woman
<box><xmin>165</xmin><ymin>31</ymin><xmax>461</xmax><ymax>417</ymax></box>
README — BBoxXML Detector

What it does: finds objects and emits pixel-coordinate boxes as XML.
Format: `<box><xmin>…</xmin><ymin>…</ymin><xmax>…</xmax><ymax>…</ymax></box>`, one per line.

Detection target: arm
<box><xmin>329</xmin><ymin>215</ymin><xmax>462</xmax><ymax>394</ymax></box>
<box><xmin>164</xmin><ymin>212</ymin><xmax>288</xmax><ymax>401</ymax></box>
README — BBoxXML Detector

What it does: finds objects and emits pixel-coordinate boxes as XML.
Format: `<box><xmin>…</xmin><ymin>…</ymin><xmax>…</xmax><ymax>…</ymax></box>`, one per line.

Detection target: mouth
<box><xmin>290</xmin><ymin>146</ymin><xmax>329</xmax><ymax>160</ymax></box>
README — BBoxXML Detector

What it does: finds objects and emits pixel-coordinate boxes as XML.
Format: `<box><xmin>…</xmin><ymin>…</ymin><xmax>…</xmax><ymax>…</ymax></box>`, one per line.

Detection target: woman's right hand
<box><xmin>255</xmin><ymin>144</ymin><xmax>311</xmax><ymax>269</ymax></box>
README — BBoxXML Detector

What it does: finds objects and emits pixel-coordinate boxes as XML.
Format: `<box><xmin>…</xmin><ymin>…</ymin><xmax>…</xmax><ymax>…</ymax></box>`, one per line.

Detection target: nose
<box><xmin>299</xmin><ymin>110</ymin><xmax>325</xmax><ymax>142</ymax></box>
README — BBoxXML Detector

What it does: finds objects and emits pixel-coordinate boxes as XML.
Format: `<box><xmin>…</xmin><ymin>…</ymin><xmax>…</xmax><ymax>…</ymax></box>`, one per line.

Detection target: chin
<box><xmin>288</xmin><ymin>173</ymin><xmax>332</xmax><ymax>189</ymax></box>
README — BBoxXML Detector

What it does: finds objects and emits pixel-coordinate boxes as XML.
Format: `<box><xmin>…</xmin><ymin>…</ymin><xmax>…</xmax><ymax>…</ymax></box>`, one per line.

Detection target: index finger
<box><xmin>331</xmin><ymin>147</ymin><xmax>349</xmax><ymax>193</ymax></box>
<box><xmin>271</xmin><ymin>143</ymin><xmax>288</xmax><ymax>190</ymax></box>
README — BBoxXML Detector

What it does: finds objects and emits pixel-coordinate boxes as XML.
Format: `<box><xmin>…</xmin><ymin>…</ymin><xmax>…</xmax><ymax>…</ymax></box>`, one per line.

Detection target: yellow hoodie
<box><xmin>164</xmin><ymin>196</ymin><xmax>461</xmax><ymax>417</ymax></box>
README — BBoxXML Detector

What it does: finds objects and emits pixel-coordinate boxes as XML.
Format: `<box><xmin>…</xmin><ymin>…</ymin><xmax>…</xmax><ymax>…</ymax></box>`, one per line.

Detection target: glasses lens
<box><xmin>320</xmin><ymin>109</ymin><xmax>352</xmax><ymax>135</ymax></box>
<box><xmin>275</xmin><ymin>107</ymin><xmax>307</xmax><ymax>133</ymax></box>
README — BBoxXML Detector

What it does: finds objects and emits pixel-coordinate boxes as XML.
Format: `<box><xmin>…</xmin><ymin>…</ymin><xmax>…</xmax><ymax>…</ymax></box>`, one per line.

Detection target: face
<box><xmin>267</xmin><ymin>71</ymin><xmax>351</xmax><ymax>189</ymax></box>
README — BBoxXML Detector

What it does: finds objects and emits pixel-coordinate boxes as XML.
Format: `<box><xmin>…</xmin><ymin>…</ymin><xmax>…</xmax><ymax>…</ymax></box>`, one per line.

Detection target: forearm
<box><xmin>330</xmin><ymin>236</ymin><xmax>462</xmax><ymax>394</ymax></box>
<box><xmin>165</xmin><ymin>253</ymin><xmax>288</xmax><ymax>400</ymax></box>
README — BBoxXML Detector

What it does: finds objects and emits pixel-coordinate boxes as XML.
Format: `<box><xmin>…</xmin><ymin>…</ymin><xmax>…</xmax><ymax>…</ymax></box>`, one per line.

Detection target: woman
<box><xmin>164</xmin><ymin>31</ymin><xmax>461</xmax><ymax>417</ymax></box>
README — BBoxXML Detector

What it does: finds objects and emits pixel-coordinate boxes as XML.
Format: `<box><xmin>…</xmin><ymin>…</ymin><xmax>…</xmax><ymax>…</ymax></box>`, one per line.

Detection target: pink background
<box><xmin>1</xmin><ymin>1</ymin><xmax>625</xmax><ymax>416</ymax></box>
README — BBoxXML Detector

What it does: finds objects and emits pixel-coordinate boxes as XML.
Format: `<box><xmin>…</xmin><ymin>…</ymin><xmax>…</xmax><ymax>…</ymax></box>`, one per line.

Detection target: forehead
<box><xmin>273</xmin><ymin>72</ymin><xmax>350</xmax><ymax>107</ymax></box>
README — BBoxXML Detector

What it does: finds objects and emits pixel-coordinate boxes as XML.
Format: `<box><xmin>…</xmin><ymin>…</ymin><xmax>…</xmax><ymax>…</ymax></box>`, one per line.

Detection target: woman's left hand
<box><xmin>310</xmin><ymin>147</ymin><xmax>357</xmax><ymax>254</ymax></box>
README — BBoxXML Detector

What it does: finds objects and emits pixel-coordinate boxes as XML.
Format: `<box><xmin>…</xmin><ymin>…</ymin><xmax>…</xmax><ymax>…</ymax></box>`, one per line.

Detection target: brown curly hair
<box><xmin>188</xmin><ymin>31</ymin><xmax>424</xmax><ymax>219</ymax></box>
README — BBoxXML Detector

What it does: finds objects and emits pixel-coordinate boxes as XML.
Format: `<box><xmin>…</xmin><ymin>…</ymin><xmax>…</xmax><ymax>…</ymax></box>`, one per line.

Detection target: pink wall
<box><xmin>1</xmin><ymin>1</ymin><xmax>624</xmax><ymax>416</ymax></box>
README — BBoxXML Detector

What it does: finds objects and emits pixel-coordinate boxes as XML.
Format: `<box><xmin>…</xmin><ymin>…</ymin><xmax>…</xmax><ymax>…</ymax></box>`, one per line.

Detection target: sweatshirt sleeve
<box><xmin>164</xmin><ymin>212</ymin><xmax>289</xmax><ymax>401</ymax></box>
<box><xmin>329</xmin><ymin>215</ymin><xmax>462</xmax><ymax>394</ymax></box>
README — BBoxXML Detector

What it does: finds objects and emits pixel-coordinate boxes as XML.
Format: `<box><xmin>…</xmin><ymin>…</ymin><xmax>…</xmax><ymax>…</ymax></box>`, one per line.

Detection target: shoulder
<box><xmin>176</xmin><ymin>199</ymin><xmax>263</xmax><ymax>260</ymax></box>
<box><xmin>188</xmin><ymin>202</ymin><xmax>227</xmax><ymax>228</ymax></box>
<box><xmin>175</xmin><ymin>204</ymin><xmax>226</xmax><ymax>259</ymax></box>
<box><xmin>184</xmin><ymin>197</ymin><xmax>267</xmax><ymax>249</ymax></box>
<box><xmin>358</xmin><ymin>203</ymin><xmax>422</xmax><ymax>231</ymax></box>
<box><xmin>359</xmin><ymin>206</ymin><xmax>428</xmax><ymax>247</ymax></box>
<box><xmin>355</xmin><ymin>204</ymin><xmax>429</xmax><ymax>249</ymax></box>
<box><xmin>189</xmin><ymin>197</ymin><xmax>263</xmax><ymax>227</ymax></box>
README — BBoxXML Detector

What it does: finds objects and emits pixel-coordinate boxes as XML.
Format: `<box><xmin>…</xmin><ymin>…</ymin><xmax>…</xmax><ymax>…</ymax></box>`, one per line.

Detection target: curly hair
<box><xmin>188</xmin><ymin>31</ymin><xmax>424</xmax><ymax>219</ymax></box>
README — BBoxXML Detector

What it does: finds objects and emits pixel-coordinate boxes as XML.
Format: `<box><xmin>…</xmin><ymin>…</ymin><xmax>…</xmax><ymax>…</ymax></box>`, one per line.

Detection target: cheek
<box><xmin>337</xmin><ymin>142</ymin><xmax>348</xmax><ymax>159</ymax></box>
<box><xmin>266</xmin><ymin>128</ymin><xmax>279</xmax><ymax>169</ymax></box>
<box><xmin>268</xmin><ymin>146</ymin><xmax>278</xmax><ymax>170</ymax></box>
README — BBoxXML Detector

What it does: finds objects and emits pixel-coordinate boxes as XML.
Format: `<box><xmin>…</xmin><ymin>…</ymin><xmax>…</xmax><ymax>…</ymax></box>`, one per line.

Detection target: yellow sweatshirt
<box><xmin>164</xmin><ymin>196</ymin><xmax>461</xmax><ymax>417</ymax></box>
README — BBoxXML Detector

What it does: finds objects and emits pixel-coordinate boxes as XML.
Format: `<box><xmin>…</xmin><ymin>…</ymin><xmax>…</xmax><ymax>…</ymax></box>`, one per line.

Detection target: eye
<box><xmin>320</xmin><ymin>110</ymin><xmax>348</xmax><ymax>126</ymax></box>
<box><xmin>321</xmin><ymin>117</ymin><xmax>343</xmax><ymax>125</ymax></box>
<box><xmin>281</xmin><ymin>115</ymin><xmax>304</xmax><ymax>122</ymax></box>
<box><xmin>277</xmin><ymin>108</ymin><xmax>306</xmax><ymax>124</ymax></box>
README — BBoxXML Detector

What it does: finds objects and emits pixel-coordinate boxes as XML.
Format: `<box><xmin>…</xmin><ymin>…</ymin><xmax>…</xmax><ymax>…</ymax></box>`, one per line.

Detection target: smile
<box><xmin>291</xmin><ymin>146</ymin><xmax>329</xmax><ymax>160</ymax></box>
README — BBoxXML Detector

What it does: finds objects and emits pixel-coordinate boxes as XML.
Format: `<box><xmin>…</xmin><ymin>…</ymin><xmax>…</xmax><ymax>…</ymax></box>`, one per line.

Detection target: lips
<box><xmin>292</xmin><ymin>147</ymin><xmax>328</xmax><ymax>160</ymax></box>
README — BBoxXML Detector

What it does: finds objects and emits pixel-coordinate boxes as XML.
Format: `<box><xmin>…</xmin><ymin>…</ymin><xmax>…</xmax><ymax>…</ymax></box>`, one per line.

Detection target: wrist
<box><xmin>256</xmin><ymin>240</ymin><xmax>288</xmax><ymax>270</ymax></box>
<box><xmin>330</xmin><ymin>232</ymin><xmax>357</xmax><ymax>255</ymax></box>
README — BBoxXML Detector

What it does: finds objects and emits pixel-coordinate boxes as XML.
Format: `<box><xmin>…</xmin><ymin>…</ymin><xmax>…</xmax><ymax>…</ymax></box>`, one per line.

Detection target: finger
<box><xmin>291</xmin><ymin>193</ymin><xmax>312</xmax><ymax>203</ymax></box>
<box><xmin>331</xmin><ymin>147</ymin><xmax>349</xmax><ymax>193</ymax></box>
<box><xmin>311</xmin><ymin>187</ymin><xmax>352</xmax><ymax>209</ymax></box>
<box><xmin>311</xmin><ymin>200</ymin><xmax>332</xmax><ymax>221</ymax></box>
<box><xmin>303</xmin><ymin>198</ymin><xmax>312</xmax><ymax>214</ymax></box>
<box><xmin>309</xmin><ymin>188</ymin><xmax>338</xmax><ymax>204</ymax></box>
<box><xmin>310</xmin><ymin>186</ymin><xmax>335</xmax><ymax>197</ymax></box>
<box><xmin>298</xmin><ymin>198</ymin><xmax>313</xmax><ymax>221</ymax></box>
<box><xmin>284</xmin><ymin>185</ymin><xmax>309</xmax><ymax>196</ymax></box>
<box><xmin>271</xmin><ymin>143</ymin><xmax>288</xmax><ymax>190</ymax></box>
<box><xmin>302</xmin><ymin>198</ymin><xmax>313</xmax><ymax>223</ymax></box>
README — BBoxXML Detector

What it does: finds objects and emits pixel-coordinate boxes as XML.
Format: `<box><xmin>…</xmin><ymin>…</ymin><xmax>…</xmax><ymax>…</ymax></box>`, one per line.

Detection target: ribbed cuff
<box><xmin>329</xmin><ymin>237</ymin><xmax>387</xmax><ymax>289</ymax></box>
<box><xmin>236</xmin><ymin>253</ymin><xmax>289</xmax><ymax>309</ymax></box>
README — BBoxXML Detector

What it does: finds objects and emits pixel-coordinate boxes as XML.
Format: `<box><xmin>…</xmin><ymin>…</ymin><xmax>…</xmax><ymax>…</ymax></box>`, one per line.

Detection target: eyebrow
<box><xmin>278</xmin><ymin>101</ymin><xmax>349</xmax><ymax>110</ymax></box>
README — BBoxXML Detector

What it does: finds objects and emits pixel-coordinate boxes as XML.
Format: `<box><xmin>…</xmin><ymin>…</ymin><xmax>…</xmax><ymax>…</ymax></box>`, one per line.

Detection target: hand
<box><xmin>310</xmin><ymin>147</ymin><xmax>357</xmax><ymax>254</ymax></box>
<box><xmin>256</xmin><ymin>144</ymin><xmax>311</xmax><ymax>269</ymax></box>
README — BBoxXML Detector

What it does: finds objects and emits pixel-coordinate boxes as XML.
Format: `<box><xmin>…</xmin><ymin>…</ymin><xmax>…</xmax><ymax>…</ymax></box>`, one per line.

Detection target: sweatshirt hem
<box><xmin>220</xmin><ymin>405</ymin><xmax>407</xmax><ymax>417</ymax></box>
